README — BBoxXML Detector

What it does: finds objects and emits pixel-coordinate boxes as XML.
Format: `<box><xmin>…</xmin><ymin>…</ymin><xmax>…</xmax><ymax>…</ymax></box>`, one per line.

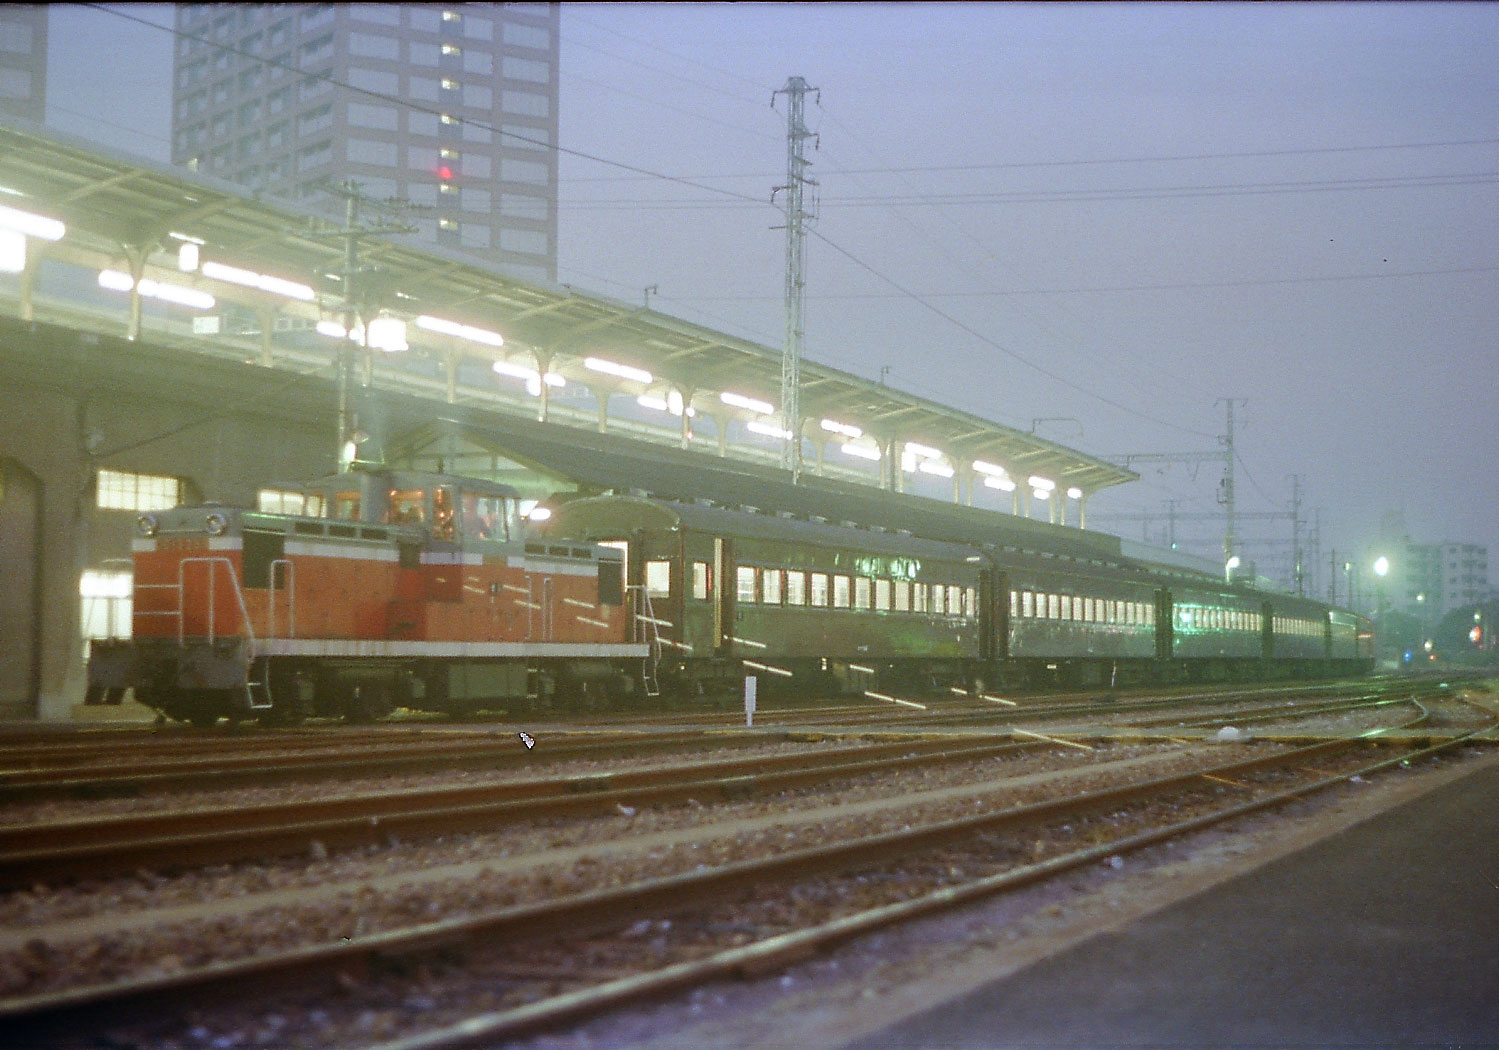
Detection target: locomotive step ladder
<box><xmin>631</xmin><ymin>585</ymin><xmax>663</xmax><ymax>698</ymax></box>
<box><xmin>139</xmin><ymin>557</ymin><xmax>273</xmax><ymax>711</ymax></box>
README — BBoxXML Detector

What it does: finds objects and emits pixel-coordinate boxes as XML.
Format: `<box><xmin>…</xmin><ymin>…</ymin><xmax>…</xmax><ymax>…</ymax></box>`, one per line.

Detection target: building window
<box><xmin>97</xmin><ymin>469</ymin><xmax>181</xmax><ymax>511</ymax></box>
<box><xmin>349</xmin><ymin>32</ymin><xmax>401</xmax><ymax>60</ymax></box>
<box><xmin>348</xmin><ymin>103</ymin><xmax>398</xmax><ymax>130</ymax></box>
<box><xmin>80</xmin><ymin>570</ymin><xmax>133</xmax><ymax>655</ymax></box>
<box><xmin>502</xmin><ymin>56</ymin><xmax>549</xmax><ymax>83</ymax></box>
<box><xmin>500</xmin><ymin>228</ymin><xmax>549</xmax><ymax>255</ymax></box>
<box><xmin>502</xmin><ymin>22</ymin><xmax>550</xmax><ymax>50</ymax></box>
<box><xmin>501</xmin><ymin>89</ymin><xmax>549</xmax><ymax>118</ymax></box>
<box><xmin>500</xmin><ymin>157</ymin><xmax>549</xmax><ymax>186</ymax></box>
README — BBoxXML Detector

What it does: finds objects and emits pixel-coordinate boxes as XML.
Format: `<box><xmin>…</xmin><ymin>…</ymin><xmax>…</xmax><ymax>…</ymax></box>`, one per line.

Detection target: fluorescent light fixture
<box><xmin>903</xmin><ymin>441</ymin><xmax>942</xmax><ymax>460</ymax></box>
<box><xmin>720</xmin><ymin>391</ymin><xmax>775</xmax><ymax>415</ymax></box>
<box><xmin>316</xmin><ymin>319</ymin><xmax>348</xmax><ymax>339</ymax></box>
<box><xmin>201</xmin><ymin>260</ymin><xmax>314</xmax><ymax>301</ymax></box>
<box><xmin>667</xmin><ymin>390</ymin><xmax>686</xmax><ymax>416</ymax></box>
<box><xmin>495</xmin><ymin>360</ymin><xmax>564</xmax><ymax>392</ymax></box>
<box><xmin>918</xmin><ymin>459</ymin><xmax>955</xmax><ymax>478</ymax></box>
<box><xmin>415</xmin><ymin>313</ymin><xmax>505</xmax><ymax>347</ymax></box>
<box><xmin>1027</xmin><ymin>475</ymin><xmax>1056</xmax><ymax>491</ymax></box>
<box><xmin>584</xmin><ymin>356</ymin><xmax>652</xmax><ymax>384</ymax></box>
<box><xmin>1066</xmin><ymin>486</ymin><xmax>1083</xmax><ymax>500</ymax></box>
<box><xmin>984</xmin><ymin>475</ymin><xmax>1017</xmax><ymax>492</ymax></box>
<box><xmin>820</xmin><ymin>418</ymin><xmax>862</xmax><ymax>439</ymax></box>
<box><xmin>0</xmin><ymin>203</ymin><xmax>64</xmax><ymax>242</ymax></box>
<box><xmin>972</xmin><ymin>459</ymin><xmax>1008</xmax><ymax>477</ymax></box>
<box><xmin>98</xmin><ymin>270</ymin><xmax>216</xmax><ymax>310</ymax></box>
<box><xmin>365</xmin><ymin>315</ymin><xmax>408</xmax><ymax>353</ymax></box>
<box><xmin>168</xmin><ymin>231</ymin><xmax>205</xmax><ymax>245</ymax></box>
<box><xmin>841</xmin><ymin>442</ymin><xmax>881</xmax><ymax>461</ymax></box>
<box><xmin>746</xmin><ymin>419</ymin><xmax>792</xmax><ymax>439</ymax></box>
<box><xmin>1032</xmin><ymin>488</ymin><xmax>1051</xmax><ymax>500</ymax></box>
<box><xmin>0</xmin><ymin>229</ymin><xmax>24</xmax><ymax>273</ymax></box>
<box><xmin>177</xmin><ymin>242</ymin><xmax>199</xmax><ymax>273</ymax></box>
<box><xmin>637</xmin><ymin>394</ymin><xmax>668</xmax><ymax>412</ymax></box>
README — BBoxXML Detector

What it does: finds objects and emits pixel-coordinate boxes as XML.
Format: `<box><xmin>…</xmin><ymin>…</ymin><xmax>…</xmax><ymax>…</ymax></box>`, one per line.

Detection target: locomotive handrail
<box><xmin>267</xmin><ymin>557</ymin><xmax>295</xmax><ymax>640</ymax></box>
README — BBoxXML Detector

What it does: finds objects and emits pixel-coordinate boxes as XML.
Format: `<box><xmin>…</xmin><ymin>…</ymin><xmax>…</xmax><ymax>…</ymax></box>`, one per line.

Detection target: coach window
<box><xmin>854</xmin><ymin>576</ymin><xmax>872</xmax><ymax>611</ymax></box>
<box><xmin>949</xmin><ymin>585</ymin><xmax>963</xmax><ymax>617</ymax></box>
<box><xmin>894</xmin><ymin>580</ymin><xmax>911</xmax><ymax>612</ymax></box>
<box><xmin>692</xmin><ymin>561</ymin><xmax>711</xmax><ymax>600</ymax></box>
<box><xmin>645</xmin><ymin>560</ymin><xmax>672</xmax><ymax>599</ymax></box>
<box><xmin>785</xmin><ymin>569</ymin><xmax>806</xmax><ymax>606</ymax></box>
<box><xmin>833</xmin><ymin>574</ymin><xmax>852</xmax><ymax>609</ymax></box>
<box><xmin>1048</xmin><ymin>593</ymin><xmax>1061</xmax><ymax>620</ymax></box>
<box><xmin>810</xmin><ymin>572</ymin><xmax>829</xmax><ymax>607</ymax></box>
<box><xmin>736</xmin><ymin>566</ymin><xmax>758</xmax><ymax>603</ymax></box>
<box><xmin>1059</xmin><ymin>595</ymin><xmax>1071</xmax><ymax>620</ymax></box>
<box><xmin>1020</xmin><ymin>590</ymin><xmax>1033</xmax><ymax>618</ymax></box>
<box><xmin>964</xmin><ymin>586</ymin><xmax>977</xmax><ymax>619</ymax></box>
<box><xmin>875</xmin><ymin>578</ymin><xmax>892</xmax><ymax>611</ymax></box>
<box><xmin>930</xmin><ymin>585</ymin><xmax>944</xmax><ymax>615</ymax></box>
<box><xmin>762</xmin><ymin>568</ymin><xmax>783</xmax><ymax>606</ymax></box>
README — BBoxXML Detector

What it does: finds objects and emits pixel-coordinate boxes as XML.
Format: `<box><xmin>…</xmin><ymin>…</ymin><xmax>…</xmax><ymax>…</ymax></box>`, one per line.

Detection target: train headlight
<box><xmin>136</xmin><ymin>514</ymin><xmax>159</xmax><ymax>538</ymax></box>
<box><xmin>205</xmin><ymin>511</ymin><xmax>229</xmax><ymax>536</ymax></box>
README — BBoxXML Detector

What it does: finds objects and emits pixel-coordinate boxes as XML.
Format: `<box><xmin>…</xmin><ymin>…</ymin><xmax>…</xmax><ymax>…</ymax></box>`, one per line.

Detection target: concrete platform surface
<box><xmin>841</xmin><ymin>753</ymin><xmax>1499</xmax><ymax>1050</ymax></box>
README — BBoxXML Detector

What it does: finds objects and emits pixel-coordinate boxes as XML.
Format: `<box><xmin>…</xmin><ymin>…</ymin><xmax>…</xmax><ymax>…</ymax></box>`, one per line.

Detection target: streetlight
<box><xmin>1372</xmin><ymin>555</ymin><xmax>1390</xmax><ymax>666</ymax></box>
<box><xmin>1225</xmin><ymin>555</ymin><xmax>1241</xmax><ymax>583</ymax></box>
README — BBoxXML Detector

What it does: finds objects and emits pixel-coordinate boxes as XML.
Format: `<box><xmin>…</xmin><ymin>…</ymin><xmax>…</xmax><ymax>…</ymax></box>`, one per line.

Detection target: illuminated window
<box><xmin>257</xmin><ymin>488</ymin><xmax>305</xmax><ymax>515</ymax></box>
<box><xmin>1059</xmin><ymin>595</ymin><xmax>1071</xmax><ymax>621</ymax></box>
<box><xmin>875</xmin><ymin>578</ymin><xmax>891</xmax><ymax>611</ymax></box>
<box><xmin>948</xmin><ymin>585</ymin><xmax>962</xmax><ymax>616</ymax></box>
<box><xmin>810</xmin><ymin>572</ymin><xmax>829</xmax><ymax>607</ymax></box>
<box><xmin>1047</xmin><ymin>594</ymin><xmax>1060</xmax><ymax>620</ymax></box>
<box><xmin>691</xmin><ymin>561</ymin><xmax>710</xmax><ymax>601</ymax></box>
<box><xmin>441</xmin><ymin>43</ymin><xmax>461</xmax><ymax>55</ymax></box>
<box><xmin>931</xmin><ymin>585</ymin><xmax>945</xmax><ymax>615</ymax></box>
<box><xmin>80</xmin><ymin>569</ymin><xmax>132</xmax><ymax>656</ymax></box>
<box><xmin>894</xmin><ymin>580</ymin><xmax>910</xmax><ymax>612</ymax></box>
<box><xmin>854</xmin><ymin>577</ymin><xmax>871</xmax><ymax>611</ymax></box>
<box><xmin>832</xmin><ymin>574</ymin><xmax>851</xmax><ymax>609</ymax></box>
<box><xmin>736</xmin><ymin>566</ymin><xmax>757</xmax><ymax>603</ymax></box>
<box><xmin>785</xmin><ymin>570</ymin><xmax>805</xmax><ymax>606</ymax></box>
<box><xmin>644</xmin><ymin>560</ymin><xmax>671</xmax><ymax>599</ymax></box>
<box><xmin>96</xmin><ymin>469</ymin><xmax>181</xmax><ymax>512</ymax></box>
<box><xmin>1021</xmin><ymin>591</ymin><xmax>1034</xmax><ymax>618</ymax></box>
<box><xmin>965</xmin><ymin>587</ymin><xmax>977</xmax><ymax>619</ymax></box>
<box><xmin>762</xmin><ymin>569</ymin><xmax>782</xmax><ymax>606</ymax></box>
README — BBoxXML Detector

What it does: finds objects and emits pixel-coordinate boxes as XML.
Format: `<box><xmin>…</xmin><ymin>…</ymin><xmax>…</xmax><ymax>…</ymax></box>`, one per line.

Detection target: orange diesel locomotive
<box><xmin>87</xmin><ymin>468</ymin><xmax>648</xmax><ymax>724</ymax></box>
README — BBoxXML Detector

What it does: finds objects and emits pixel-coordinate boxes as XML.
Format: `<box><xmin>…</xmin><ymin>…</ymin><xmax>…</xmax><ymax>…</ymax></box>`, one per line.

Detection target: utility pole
<box><xmin>1217</xmin><ymin>398</ymin><xmax>1241</xmax><ymax>566</ymax></box>
<box><xmin>309</xmin><ymin>180</ymin><xmax>417</xmax><ymax>469</ymax></box>
<box><xmin>1289</xmin><ymin>474</ymin><xmax>1304</xmax><ymax>596</ymax></box>
<box><xmin>773</xmin><ymin>75</ymin><xmax>818</xmax><ymax>482</ymax></box>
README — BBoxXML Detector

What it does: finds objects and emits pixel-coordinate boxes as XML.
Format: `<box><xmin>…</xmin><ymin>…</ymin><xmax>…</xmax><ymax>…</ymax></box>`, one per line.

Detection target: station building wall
<box><xmin>0</xmin><ymin>318</ymin><xmax>335</xmax><ymax>719</ymax></box>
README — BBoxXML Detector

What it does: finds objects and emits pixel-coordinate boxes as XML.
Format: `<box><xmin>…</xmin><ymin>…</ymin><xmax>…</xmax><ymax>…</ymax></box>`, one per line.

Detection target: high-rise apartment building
<box><xmin>0</xmin><ymin>6</ymin><xmax>46</xmax><ymax>124</ymax></box>
<box><xmin>170</xmin><ymin>3</ymin><xmax>558</xmax><ymax>283</ymax></box>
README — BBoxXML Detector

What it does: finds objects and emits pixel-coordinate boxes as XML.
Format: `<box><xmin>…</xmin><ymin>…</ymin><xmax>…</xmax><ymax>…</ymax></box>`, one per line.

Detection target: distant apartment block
<box><xmin>0</xmin><ymin>6</ymin><xmax>46</xmax><ymax>124</ymax></box>
<box><xmin>170</xmin><ymin>3</ymin><xmax>559</xmax><ymax>283</ymax></box>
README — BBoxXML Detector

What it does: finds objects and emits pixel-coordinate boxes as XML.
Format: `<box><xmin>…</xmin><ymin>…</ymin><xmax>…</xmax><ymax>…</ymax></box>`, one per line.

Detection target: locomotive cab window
<box><xmin>332</xmin><ymin>490</ymin><xmax>362</xmax><ymax>520</ymax></box>
<box><xmin>386</xmin><ymin>489</ymin><xmax>426</xmax><ymax>525</ymax></box>
<box><xmin>462</xmin><ymin>492</ymin><xmax>508</xmax><ymax>541</ymax></box>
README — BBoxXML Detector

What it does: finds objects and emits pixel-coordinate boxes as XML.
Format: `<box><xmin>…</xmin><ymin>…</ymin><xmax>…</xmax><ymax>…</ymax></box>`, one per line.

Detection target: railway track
<box><xmin>1</xmin><ymin>683</ymin><xmax>1491</xmax><ymax>1048</ymax></box>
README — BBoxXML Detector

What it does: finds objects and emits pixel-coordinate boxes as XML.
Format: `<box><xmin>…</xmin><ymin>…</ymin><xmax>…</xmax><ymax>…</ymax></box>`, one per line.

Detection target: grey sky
<box><xmin>46</xmin><ymin>3</ymin><xmax>1499</xmax><ymax>590</ymax></box>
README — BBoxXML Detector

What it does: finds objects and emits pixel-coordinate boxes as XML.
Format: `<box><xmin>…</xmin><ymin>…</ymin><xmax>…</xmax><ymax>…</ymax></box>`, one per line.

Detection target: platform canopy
<box><xmin>0</xmin><ymin>118</ymin><xmax>1137</xmax><ymax>500</ymax></box>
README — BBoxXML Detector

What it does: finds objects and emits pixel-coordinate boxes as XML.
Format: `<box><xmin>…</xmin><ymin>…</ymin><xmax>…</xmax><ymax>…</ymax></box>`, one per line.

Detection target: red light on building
<box><xmin>1470</xmin><ymin>624</ymin><xmax>1483</xmax><ymax>645</ymax></box>
<box><xmin>437</xmin><ymin>165</ymin><xmax>454</xmax><ymax>181</ymax></box>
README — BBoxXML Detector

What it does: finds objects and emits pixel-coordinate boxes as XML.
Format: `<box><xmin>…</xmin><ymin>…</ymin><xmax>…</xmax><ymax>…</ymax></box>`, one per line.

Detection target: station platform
<box><xmin>840</xmin><ymin>749</ymin><xmax>1499</xmax><ymax>1050</ymax></box>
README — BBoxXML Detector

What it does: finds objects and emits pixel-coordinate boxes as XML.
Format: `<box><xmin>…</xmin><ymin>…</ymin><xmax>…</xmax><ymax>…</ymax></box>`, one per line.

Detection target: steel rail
<box><xmin>0</xmin><ymin>728</ymin><xmax>784</xmax><ymax>805</ymax></box>
<box><xmin>0</xmin><ymin>733</ymin><xmax>1048</xmax><ymax>889</ymax></box>
<box><xmin>2</xmin><ymin>696</ymin><xmax>1477</xmax><ymax>1039</ymax></box>
<box><xmin>370</xmin><ymin>710</ymin><xmax>1499</xmax><ymax>1050</ymax></box>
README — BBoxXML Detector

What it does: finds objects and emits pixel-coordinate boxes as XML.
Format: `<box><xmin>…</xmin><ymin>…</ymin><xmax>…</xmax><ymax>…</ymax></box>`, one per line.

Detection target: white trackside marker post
<box><xmin>519</xmin><ymin>731</ymin><xmax>535</xmax><ymax>750</ymax></box>
<box><xmin>744</xmin><ymin>675</ymin><xmax>758</xmax><ymax>727</ymax></box>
